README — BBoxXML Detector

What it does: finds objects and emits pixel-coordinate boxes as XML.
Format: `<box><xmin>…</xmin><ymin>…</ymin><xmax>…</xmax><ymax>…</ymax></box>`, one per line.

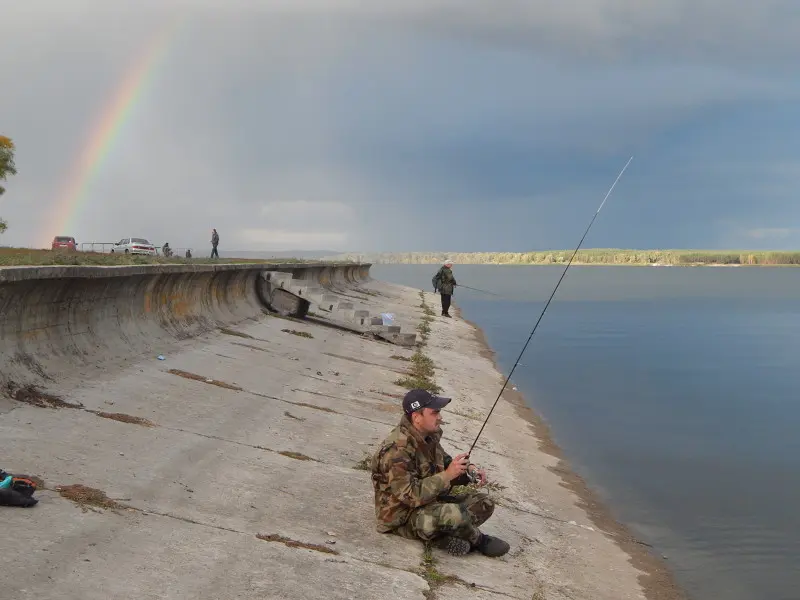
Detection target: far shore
<box><xmin>326</xmin><ymin>248</ymin><xmax>800</xmax><ymax>267</ymax></box>
<box><xmin>374</xmin><ymin>261</ymin><xmax>800</xmax><ymax>268</ymax></box>
<box><xmin>5</xmin><ymin>244</ymin><xmax>800</xmax><ymax>268</ymax></box>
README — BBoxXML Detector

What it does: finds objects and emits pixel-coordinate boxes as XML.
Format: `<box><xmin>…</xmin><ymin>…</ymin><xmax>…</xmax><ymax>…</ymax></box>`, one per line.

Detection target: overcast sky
<box><xmin>2</xmin><ymin>2</ymin><xmax>799</xmax><ymax>253</ymax></box>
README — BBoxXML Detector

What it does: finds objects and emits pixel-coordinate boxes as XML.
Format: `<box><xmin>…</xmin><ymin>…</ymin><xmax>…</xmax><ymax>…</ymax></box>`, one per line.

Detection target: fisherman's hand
<box><xmin>444</xmin><ymin>453</ymin><xmax>470</xmax><ymax>481</ymax></box>
<box><xmin>470</xmin><ymin>466</ymin><xmax>488</xmax><ymax>486</ymax></box>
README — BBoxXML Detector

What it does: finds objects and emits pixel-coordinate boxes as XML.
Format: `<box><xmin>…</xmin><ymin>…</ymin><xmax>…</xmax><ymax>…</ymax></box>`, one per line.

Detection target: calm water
<box><xmin>372</xmin><ymin>264</ymin><xmax>800</xmax><ymax>600</ymax></box>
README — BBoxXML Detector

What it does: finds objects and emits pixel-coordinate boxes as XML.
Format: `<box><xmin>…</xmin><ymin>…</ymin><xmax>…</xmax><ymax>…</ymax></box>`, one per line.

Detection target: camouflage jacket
<box><xmin>370</xmin><ymin>415</ymin><xmax>469</xmax><ymax>532</ymax></box>
<box><xmin>435</xmin><ymin>266</ymin><xmax>457</xmax><ymax>295</ymax></box>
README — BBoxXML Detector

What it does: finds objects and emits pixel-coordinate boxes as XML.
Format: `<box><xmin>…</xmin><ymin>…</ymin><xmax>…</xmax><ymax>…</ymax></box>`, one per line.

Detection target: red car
<box><xmin>51</xmin><ymin>236</ymin><xmax>77</xmax><ymax>251</ymax></box>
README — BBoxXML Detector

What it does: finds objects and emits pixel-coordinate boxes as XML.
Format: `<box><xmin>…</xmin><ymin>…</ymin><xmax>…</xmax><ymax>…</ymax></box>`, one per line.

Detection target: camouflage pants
<box><xmin>393</xmin><ymin>491</ymin><xmax>494</xmax><ymax>546</ymax></box>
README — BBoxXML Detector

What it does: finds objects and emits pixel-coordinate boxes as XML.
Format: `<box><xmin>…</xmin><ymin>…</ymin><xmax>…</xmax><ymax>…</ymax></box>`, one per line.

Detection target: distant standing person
<box><xmin>432</xmin><ymin>259</ymin><xmax>457</xmax><ymax>318</ymax></box>
<box><xmin>210</xmin><ymin>229</ymin><xmax>219</xmax><ymax>259</ymax></box>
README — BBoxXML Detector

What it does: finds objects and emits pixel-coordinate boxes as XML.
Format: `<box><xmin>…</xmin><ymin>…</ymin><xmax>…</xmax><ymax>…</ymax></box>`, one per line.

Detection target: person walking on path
<box><xmin>210</xmin><ymin>229</ymin><xmax>220</xmax><ymax>259</ymax></box>
<box><xmin>369</xmin><ymin>389</ymin><xmax>510</xmax><ymax>557</ymax></box>
<box><xmin>432</xmin><ymin>260</ymin><xmax>457</xmax><ymax>317</ymax></box>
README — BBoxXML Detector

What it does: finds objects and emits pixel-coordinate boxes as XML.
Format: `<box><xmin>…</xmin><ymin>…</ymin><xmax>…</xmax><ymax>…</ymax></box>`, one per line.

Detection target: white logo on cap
<box><xmin>410</xmin><ymin>401</ymin><xmax>421</xmax><ymax>410</ymax></box>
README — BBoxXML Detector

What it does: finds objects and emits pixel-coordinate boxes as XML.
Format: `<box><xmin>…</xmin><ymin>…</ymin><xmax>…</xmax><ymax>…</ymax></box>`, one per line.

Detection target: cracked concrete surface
<box><xmin>0</xmin><ymin>277</ymin><xmax>660</xmax><ymax>600</ymax></box>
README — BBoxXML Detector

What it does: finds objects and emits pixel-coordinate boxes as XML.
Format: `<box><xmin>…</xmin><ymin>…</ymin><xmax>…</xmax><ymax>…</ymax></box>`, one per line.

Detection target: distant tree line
<box><xmin>325</xmin><ymin>249</ymin><xmax>800</xmax><ymax>266</ymax></box>
<box><xmin>0</xmin><ymin>135</ymin><xmax>16</xmax><ymax>234</ymax></box>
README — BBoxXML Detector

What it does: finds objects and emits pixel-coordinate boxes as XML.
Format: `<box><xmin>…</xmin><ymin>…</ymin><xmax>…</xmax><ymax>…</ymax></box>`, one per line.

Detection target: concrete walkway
<box><xmin>0</xmin><ymin>279</ymin><xmax>671</xmax><ymax>600</ymax></box>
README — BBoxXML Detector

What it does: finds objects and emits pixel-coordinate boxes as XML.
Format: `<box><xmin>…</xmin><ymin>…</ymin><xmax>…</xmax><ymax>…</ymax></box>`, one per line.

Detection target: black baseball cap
<box><xmin>403</xmin><ymin>389</ymin><xmax>451</xmax><ymax>415</ymax></box>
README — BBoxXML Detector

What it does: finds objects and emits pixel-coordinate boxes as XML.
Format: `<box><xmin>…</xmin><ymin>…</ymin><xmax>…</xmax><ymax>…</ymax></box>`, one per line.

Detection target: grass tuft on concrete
<box><xmin>394</xmin><ymin>373</ymin><xmax>441</xmax><ymax>395</ymax></box>
<box><xmin>256</xmin><ymin>533</ymin><xmax>339</xmax><ymax>555</ymax></box>
<box><xmin>56</xmin><ymin>484</ymin><xmax>125</xmax><ymax>512</ymax></box>
<box><xmin>92</xmin><ymin>411</ymin><xmax>156</xmax><ymax>427</ymax></box>
<box><xmin>281</xmin><ymin>329</ymin><xmax>314</xmax><ymax>339</ymax></box>
<box><xmin>415</xmin><ymin>291</ymin><xmax>436</xmax><ymax>343</ymax></box>
<box><xmin>167</xmin><ymin>369</ymin><xmax>243</xmax><ymax>391</ymax></box>
<box><xmin>219</xmin><ymin>327</ymin><xmax>255</xmax><ymax>339</ymax></box>
<box><xmin>448</xmin><ymin>408</ymin><xmax>482</xmax><ymax>421</ymax></box>
<box><xmin>353</xmin><ymin>454</ymin><xmax>372</xmax><ymax>471</ymax></box>
<box><xmin>420</xmin><ymin>543</ymin><xmax>464</xmax><ymax>598</ymax></box>
<box><xmin>396</xmin><ymin>292</ymin><xmax>441</xmax><ymax>393</ymax></box>
<box><xmin>292</xmin><ymin>402</ymin><xmax>337</xmax><ymax>414</ymax></box>
<box><xmin>450</xmin><ymin>481</ymin><xmax>506</xmax><ymax>495</ymax></box>
<box><xmin>417</xmin><ymin>319</ymin><xmax>432</xmax><ymax>338</ymax></box>
<box><xmin>532</xmin><ymin>581</ymin><xmax>548</xmax><ymax>600</ymax></box>
<box><xmin>4</xmin><ymin>382</ymin><xmax>83</xmax><ymax>409</ymax></box>
<box><xmin>278</xmin><ymin>451</ymin><xmax>316</xmax><ymax>461</ymax></box>
<box><xmin>395</xmin><ymin>366</ymin><xmax>441</xmax><ymax>393</ymax></box>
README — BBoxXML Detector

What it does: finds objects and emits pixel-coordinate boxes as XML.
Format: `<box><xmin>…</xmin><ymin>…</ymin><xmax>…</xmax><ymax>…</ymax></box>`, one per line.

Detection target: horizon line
<box><xmin>321</xmin><ymin>248</ymin><xmax>800</xmax><ymax>254</ymax></box>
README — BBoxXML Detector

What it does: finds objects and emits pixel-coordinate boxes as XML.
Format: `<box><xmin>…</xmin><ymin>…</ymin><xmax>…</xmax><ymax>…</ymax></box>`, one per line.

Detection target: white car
<box><xmin>110</xmin><ymin>237</ymin><xmax>157</xmax><ymax>255</ymax></box>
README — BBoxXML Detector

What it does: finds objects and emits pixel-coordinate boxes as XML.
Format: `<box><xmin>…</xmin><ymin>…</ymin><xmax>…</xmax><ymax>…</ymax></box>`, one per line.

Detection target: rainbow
<box><xmin>45</xmin><ymin>19</ymin><xmax>180</xmax><ymax>245</ymax></box>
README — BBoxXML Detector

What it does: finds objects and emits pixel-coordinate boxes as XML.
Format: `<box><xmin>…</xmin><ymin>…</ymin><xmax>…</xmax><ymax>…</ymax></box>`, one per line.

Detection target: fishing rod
<box><xmin>466</xmin><ymin>156</ymin><xmax>634</xmax><ymax>458</ymax></box>
<box><xmin>456</xmin><ymin>284</ymin><xmax>502</xmax><ymax>297</ymax></box>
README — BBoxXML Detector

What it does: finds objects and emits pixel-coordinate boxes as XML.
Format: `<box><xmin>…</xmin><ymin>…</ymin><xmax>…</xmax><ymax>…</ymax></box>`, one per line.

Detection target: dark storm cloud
<box><xmin>1</xmin><ymin>1</ymin><xmax>799</xmax><ymax>251</ymax></box>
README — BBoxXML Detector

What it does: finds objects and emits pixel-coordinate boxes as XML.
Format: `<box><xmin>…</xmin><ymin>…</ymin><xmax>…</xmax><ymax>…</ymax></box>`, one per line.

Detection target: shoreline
<box><xmin>453</xmin><ymin>301</ymin><xmax>688</xmax><ymax>600</ymax></box>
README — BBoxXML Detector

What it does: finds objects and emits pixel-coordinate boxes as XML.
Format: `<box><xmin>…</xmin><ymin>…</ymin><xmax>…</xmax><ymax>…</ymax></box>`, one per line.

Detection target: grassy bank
<box><xmin>0</xmin><ymin>247</ymin><xmax>313</xmax><ymax>267</ymax></box>
<box><xmin>326</xmin><ymin>249</ymin><xmax>800</xmax><ymax>266</ymax></box>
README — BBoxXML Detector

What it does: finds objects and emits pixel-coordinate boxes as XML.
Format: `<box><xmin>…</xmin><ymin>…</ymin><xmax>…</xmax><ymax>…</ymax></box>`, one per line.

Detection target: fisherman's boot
<box><xmin>0</xmin><ymin>488</ymin><xmax>38</xmax><ymax>508</ymax></box>
<box><xmin>434</xmin><ymin>536</ymin><xmax>472</xmax><ymax>556</ymax></box>
<box><xmin>474</xmin><ymin>533</ymin><xmax>510</xmax><ymax>557</ymax></box>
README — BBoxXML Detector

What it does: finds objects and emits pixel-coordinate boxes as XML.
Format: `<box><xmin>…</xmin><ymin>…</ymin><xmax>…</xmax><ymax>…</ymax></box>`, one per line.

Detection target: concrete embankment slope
<box><xmin>0</xmin><ymin>262</ymin><xmax>371</xmax><ymax>390</ymax></box>
<box><xmin>0</xmin><ymin>264</ymin><xmax>673</xmax><ymax>600</ymax></box>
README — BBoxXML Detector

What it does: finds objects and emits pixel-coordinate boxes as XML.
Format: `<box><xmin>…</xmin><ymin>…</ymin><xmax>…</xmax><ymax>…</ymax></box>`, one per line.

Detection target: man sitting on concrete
<box><xmin>369</xmin><ymin>389</ymin><xmax>510</xmax><ymax>557</ymax></box>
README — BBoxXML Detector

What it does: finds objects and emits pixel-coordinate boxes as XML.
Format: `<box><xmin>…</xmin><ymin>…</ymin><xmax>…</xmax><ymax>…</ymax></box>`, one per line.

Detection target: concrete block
<box><xmin>306</xmin><ymin>315</ymin><xmax>369</xmax><ymax>335</ymax></box>
<box><xmin>269</xmin><ymin>287</ymin><xmax>311</xmax><ymax>318</ymax></box>
<box><xmin>371</xmin><ymin>324</ymin><xmax>401</xmax><ymax>334</ymax></box>
<box><xmin>352</xmin><ymin>310</ymin><xmax>370</xmax><ymax>327</ymax></box>
<box><xmin>377</xmin><ymin>332</ymin><xmax>417</xmax><ymax>346</ymax></box>
<box><xmin>334</xmin><ymin>309</ymin><xmax>370</xmax><ymax>327</ymax></box>
<box><xmin>338</xmin><ymin>309</ymin><xmax>356</xmax><ymax>321</ymax></box>
<box><xmin>305</xmin><ymin>291</ymin><xmax>327</xmax><ymax>304</ymax></box>
<box><xmin>293</xmin><ymin>286</ymin><xmax>323</xmax><ymax>298</ymax></box>
<box><xmin>320</xmin><ymin>294</ymin><xmax>340</xmax><ymax>311</ymax></box>
<box><xmin>262</xmin><ymin>271</ymin><xmax>293</xmax><ymax>289</ymax></box>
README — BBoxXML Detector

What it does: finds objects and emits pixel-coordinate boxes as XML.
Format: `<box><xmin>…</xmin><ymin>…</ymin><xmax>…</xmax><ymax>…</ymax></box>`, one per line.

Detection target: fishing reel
<box><xmin>465</xmin><ymin>461</ymin><xmax>484</xmax><ymax>485</ymax></box>
<box><xmin>460</xmin><ymin>453</ymin><xmax>480</xmax><ymax>485</ymax></box>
